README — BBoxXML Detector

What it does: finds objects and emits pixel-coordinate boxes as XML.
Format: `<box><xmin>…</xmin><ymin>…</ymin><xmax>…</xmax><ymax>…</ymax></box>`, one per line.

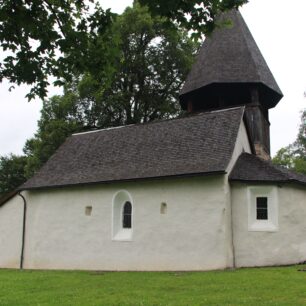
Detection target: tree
<box><xmin>273</xmin><ymin>110</ymin><xmax>306</xmax><ymax>175</ymax></box>
<box><xmin>0</xmin><ymin>0</ymin><xmax>245</xmax><ymax>99</ymax></box>
<box><xmin>74</xmin><ymin>2</ymin><xmax>198</xmax><ymax>127</ymax></box>
<box><xmin>0</xmin><ymin>154</ymin><xmax>28</xmax><ymax>198</ymax></box>
<box><xmin>140</xmin><ymin>0</ymin><xmax>248</xmax><ymax>38</ymax></box>
<box><xmin>21</xmin><ymin>3</ymin><xmax>198</xmax><ymax>176</ymax></box>
<box><xmin>0</xmin><ymin>0</ymin><xmax>113</xmax><ymax>100</ymax></box>
<box><xmin>23</xmin><ymin>94</ymin><xmax>84</xmax><ymax>178</ymax></box>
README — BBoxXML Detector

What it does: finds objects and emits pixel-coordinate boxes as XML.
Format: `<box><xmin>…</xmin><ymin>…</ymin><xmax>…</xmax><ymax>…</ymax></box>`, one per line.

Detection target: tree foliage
<box><xmin>23</xmin><ymin>95</ymin><xmax>85</xmax><ymax>178</ymax></box>
<box><xmin>0</xmin><ymin>0</ymin><xmax>248</xmax><ymax>196</ymax></box>
<box><xmin>0</xmin><ymin>154</ymin><xmax>28</xmax><ymax>198</ymax></box>
<box><xmin>139</xmin><ymin>0</ymin><xmax>248</xmax><ymax>38</ymax></box>
<box><xmin>74</xmin><ymin>3</ymin><xmax>198</xmax><ymax>127</ymax></box>
<box><xmin>0</xmin><ymin>0</ymin><xmax>113</xmax><ymax>100</ymax></box>
<box><xmin>16</xmin><ymin>3</ymin><xmax>198</xmax><ymax>178</ymax></box>
<box><xmin>0</xmin><ymin>0</ymin><xmax>246</xmax><ymax>99</ymax></box>
<box><xmin>273</xmin><ymin>110</ymin><xmax>306</xmax><ymax>175</ymax></box>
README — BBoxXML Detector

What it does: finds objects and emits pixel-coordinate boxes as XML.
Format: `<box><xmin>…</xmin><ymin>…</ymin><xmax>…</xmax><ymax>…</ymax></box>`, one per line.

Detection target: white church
<box><xmin>1</xmin><ymin>10</ymin><xmax>306</xmax><ymax>271</ymax></box>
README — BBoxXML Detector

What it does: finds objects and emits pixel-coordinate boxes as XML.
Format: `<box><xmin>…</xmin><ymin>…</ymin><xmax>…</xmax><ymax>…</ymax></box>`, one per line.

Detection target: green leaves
<box><xmin>1</xmin><ymin>3</ymin><xmax>198</xmax><ymax>181</ymax></box>
<box><xmin>0</xmin><ymin>154</ymin><xmax>28</xmax><ymax>198</ymax></box>
<box><xmin>64</xmin><ymin>2</ymin><xmax>199</xmax><ymax>128</ymax></box>
<box><xmin>0</xmin><ymin>0</ymin><xmax>247</xmax><ymax>99</ymax></box>
<box><xmin>0</xmin><ymin>0</ymin><xmax>113</xmax><ymax>100</ymax></box>
<box><xmin>0</xmin><ymin>2</ymin><xmax>200</xmax><ymax>193</ymax></box>
<box><xmin>139</xmin><ymin>0</ymin><xmax>248</xmax><ymax>39</ymax></box>
<box><xmin>273</xmin><ymin>110</ymin><xmax>306</xmax><ymax>175</ymax></box>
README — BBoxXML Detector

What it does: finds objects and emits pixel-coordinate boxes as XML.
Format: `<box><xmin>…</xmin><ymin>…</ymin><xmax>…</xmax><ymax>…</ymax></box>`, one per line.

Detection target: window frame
<box><xmin>112</xmin><ymin>190</ymin><xmax>133</xmax><ymax>241</ymax></box>
<box><xmin>247</xmin><ymin>186</ymin><xmax>278</xmax><ymax>232</ymax></box>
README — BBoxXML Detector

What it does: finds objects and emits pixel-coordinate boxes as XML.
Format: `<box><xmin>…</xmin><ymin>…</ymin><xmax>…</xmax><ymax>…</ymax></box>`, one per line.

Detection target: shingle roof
<box><xmin>21</xmin><ymin>107</ymin><xmax>244</xmax><ymax>190</ymax></box>
<box><xmin>180</xmin><ymin>9</ymin><xmax>283</xmax><ymax>108</ymax></box>
<box><xmin>229</xmin><ymin>153</ymin><xmax>306</xmax><ymax>185</ymax></box>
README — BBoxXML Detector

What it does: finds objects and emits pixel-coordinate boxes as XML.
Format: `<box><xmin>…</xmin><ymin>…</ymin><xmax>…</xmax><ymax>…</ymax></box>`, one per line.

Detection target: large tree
<box><xmin>0</xmin><ymin>0</ymin><xmax>246</xmax><ymax>99</ymax></box>
<box><xmin>273</xmin><ymin>110</ymin><xmax>306</xmax><ymax>175</ymax></box>
<box><xmin>22</xmin><ymin>3</ymin><xmax>198</xmax><ymax>177</ymax></box>
<box><xmin>75</xmin><ymin>2</ymin><xmax>198</xmax><ymax>127</ymax></box>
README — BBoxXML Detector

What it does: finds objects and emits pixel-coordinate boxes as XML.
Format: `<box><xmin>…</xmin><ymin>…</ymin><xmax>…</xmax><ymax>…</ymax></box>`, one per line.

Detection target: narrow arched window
<box><xmin>122</xmin><ymin>201</ymin><xmax>132</xmax><ymax>229</ymax></box>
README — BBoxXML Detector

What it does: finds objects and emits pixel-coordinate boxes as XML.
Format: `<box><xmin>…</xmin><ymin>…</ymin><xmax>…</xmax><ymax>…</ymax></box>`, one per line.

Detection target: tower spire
<box><xmin>180</xmin><ymin>9</ymin><xmax>283</xmax><ymax>160</ymax></box>
<box><xmin>179</xmin><ymin>9</ymin><xmax>283</xmax><ymax>112</ymax></box>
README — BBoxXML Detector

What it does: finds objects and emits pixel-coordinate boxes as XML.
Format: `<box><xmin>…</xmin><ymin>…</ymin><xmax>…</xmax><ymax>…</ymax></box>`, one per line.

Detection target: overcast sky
<box><xmin>0</xmin><ymin>0</ymin><xmax>305</xmax><ymax>157</ymax></box>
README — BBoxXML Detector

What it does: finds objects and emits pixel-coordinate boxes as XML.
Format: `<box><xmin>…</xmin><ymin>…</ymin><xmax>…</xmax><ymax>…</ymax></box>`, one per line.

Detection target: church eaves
<box><xmin>230</xmin><ymin>153</ymin><xmax>306</xmax><ymax>186</ymax></box>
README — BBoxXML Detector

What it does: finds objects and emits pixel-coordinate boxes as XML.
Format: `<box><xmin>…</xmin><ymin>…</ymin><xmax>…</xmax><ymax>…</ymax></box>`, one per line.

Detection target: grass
<box><xmin>0</xmin><ymin>266</ymin><xmax>305</xmax><ymax>305</ymax></box>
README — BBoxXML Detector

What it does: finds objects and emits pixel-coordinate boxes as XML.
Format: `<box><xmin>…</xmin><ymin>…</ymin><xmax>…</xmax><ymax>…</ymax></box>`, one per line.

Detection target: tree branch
<box><xmin>42</xmin><ymin>0</ymin><xmax>68</xmax><ymax>39</ymax></box>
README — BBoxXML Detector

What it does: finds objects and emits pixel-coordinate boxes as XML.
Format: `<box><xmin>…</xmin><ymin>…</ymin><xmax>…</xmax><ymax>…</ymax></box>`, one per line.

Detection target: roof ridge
<box><xmin>22</xmin><ymin>107</ymin><xmax>244</xmax><ymax>190</ymax></box>
<box><xmin>236</xmin><ymin>11</ymin><xmax>261</xmax><ymax>82</ymax></box>
<box><xmin>236</xmin><ymin>11</ymin><xmax>282</xmax><ymax>95</ymax></box>
<box><xmin>72</xmin><ymin>106</ymin><xmax>245</xmax><ymax>136</ymax></box>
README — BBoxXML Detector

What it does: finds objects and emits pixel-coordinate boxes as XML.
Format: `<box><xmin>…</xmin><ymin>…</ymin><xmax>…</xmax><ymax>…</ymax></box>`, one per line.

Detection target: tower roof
<box><xmin>180</xmin><ymin>9</ymin><xmax>283</xmax><ymax>109</ymax></box>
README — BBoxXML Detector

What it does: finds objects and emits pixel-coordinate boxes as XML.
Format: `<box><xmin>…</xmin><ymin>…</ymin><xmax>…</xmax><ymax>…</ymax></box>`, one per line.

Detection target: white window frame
<box><xmin>247</xmin><ymin>186</ymin><xmax>278</xmax><ymax>232</ymax></box>
<box><xmin>112</xmin><ymin>190</ymin><xmax>133</xmax><ymax>241</ymax></box>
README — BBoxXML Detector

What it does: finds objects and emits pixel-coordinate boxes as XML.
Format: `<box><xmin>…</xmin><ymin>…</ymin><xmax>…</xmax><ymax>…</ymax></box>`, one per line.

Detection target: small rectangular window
<box><xmin>248</xmin><ymin>187</ymin><xmax>278</xmax><ymax>232</ymax></box>
<box><xmin>256</xmin><ymin>197</ymin><xmax>268</xmax><ymax>220</ymax></box>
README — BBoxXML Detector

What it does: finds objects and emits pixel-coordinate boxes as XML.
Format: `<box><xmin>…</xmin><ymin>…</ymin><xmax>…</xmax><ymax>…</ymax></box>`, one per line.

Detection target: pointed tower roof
<box><xmin>180</xmin><ymin>9</ymin><xmax>283</xmax><ymax>109</ymax></box>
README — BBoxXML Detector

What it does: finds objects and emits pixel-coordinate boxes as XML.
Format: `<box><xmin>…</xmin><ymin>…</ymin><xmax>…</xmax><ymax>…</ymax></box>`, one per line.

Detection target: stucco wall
<box><xmin>224</xmin><ymin>120</ymin><xmax>252</xmax><ymax>267</ymax></box>
<box><xmin>0</xmin><ymin>120</ymin><xmax>255</xmax><ymax>271</ymax></box>
<box><xmin>232</xmin><ymin>183</ymin><xmax>306</xmax><ymax>267</ymax></box>
<box><xmin>0</xmin><ymin>195</ymin><xmax>24</xmax><ymax>268</ymax></box>
<box><xmin>226</xmin><ymin>120</ymin><xmax>252</xmax><ymax>174</ymax></box>
<box><xmin>20</xmin><ymin>176</ymin><xmax>230</xmax><ymax>271</ymax></box>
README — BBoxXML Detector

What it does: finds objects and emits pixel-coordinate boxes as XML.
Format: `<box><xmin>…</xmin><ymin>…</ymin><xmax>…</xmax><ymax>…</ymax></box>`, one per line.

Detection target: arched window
<box><xmin>112</xmin><ymin>190</ymin><xmax>133</xmax><ymax>240</ymax></box>
<box><xmin>122</xmin><ymin>201</ymin><xmax>132</xmax><ymax>228</ymax></box>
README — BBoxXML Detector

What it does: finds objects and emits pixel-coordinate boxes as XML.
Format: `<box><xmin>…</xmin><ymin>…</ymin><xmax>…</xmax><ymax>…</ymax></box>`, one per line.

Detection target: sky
<box><xmin>0</xmin><ymin>0</ymin><xmax>305</xmax><ymax>157</ymax></box>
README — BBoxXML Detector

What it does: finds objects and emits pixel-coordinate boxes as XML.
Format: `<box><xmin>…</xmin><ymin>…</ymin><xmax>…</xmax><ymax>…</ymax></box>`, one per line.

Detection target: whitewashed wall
<box><xmin>18</xmin><ymin>176</ymin><xmax>229</xmax><ymax>271</ymax></box>
<box><xmin>0</xmin><ymin>195</ymin><xmax>24</xmax><ymax>268</ymax></box>
<box><xmin>232</xmin><ymin>183</ymin><xmax>306</xmax><ymax>267</ymax></box>
<box><xmin>0</xmin><ymin>122</ymin><xmax>258</xmax><ymax>270</ymax></box>
<box><xmin>226</xmin><ymin>120</ymin><xmax>252</xmax><ymax>173</ymax></box>
<box><xmin>0</xmin><ymin>120</ymin><xmax>256</xmax><ymax>271</ymax></box>
<box><xmin>224</xmin><ymin>119</ymin><xmax>252</xmax><ymax>267</ymax></box>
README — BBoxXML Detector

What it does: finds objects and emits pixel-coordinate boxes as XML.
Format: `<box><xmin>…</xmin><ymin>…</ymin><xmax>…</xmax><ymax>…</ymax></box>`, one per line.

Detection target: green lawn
<box><xmin>0</xmin><ymin>266</ymin><xmax>305</xmax><ymax>305</ymax></box>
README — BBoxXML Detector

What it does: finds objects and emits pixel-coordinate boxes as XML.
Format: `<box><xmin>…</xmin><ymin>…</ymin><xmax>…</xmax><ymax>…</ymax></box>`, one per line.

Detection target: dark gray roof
<box><xmin>21</xmin><ymin>107</ymin><xmax>244</xmax><ymax>190</ymax></box>
<box><xmin>180</xmin><ymin>9</ymin><xmax>283</xmax><ymax>108</ymax></box>
<box><xmin>230</xmin><ymin>153</ymin><xmax>306</xmax><ymax>185</ymax></box>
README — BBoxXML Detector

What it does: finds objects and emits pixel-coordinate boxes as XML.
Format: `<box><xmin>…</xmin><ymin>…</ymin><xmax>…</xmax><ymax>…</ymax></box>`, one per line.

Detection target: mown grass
<box><xmin>0</xmin><ymin>265</ymin><xmax>305</xmax><ymax>305</ymax></box>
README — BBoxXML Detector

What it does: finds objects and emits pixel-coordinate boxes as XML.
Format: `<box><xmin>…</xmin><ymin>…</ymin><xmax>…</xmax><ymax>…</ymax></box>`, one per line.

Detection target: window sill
<box><xmin>112</xmin><ymin>229</ymin><xmax>133</xmax><ymax>241</ymax></box>
<box><xmin>249</xmin><ymin>220</ymin><xmax>278</xmax><ymax>232</ymax></box>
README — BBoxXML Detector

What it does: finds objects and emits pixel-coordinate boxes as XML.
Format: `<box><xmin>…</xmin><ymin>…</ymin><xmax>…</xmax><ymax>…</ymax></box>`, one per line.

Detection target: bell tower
<box><xmin>179</xmin><ymin>10</ymin><xmax>283</xmax><ymax>160</ymax></box>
